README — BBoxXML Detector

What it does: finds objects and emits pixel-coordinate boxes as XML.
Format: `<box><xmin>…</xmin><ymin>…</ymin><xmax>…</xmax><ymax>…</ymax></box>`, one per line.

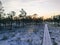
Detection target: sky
<box><xmin>0</xmin><ymin>0</ymin><xmax>60</xmax><ymax>18</ymax></box>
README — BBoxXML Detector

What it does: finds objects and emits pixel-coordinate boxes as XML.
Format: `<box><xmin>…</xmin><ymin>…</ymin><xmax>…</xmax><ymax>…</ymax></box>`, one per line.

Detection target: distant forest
<box><xmin>0</xmin><ymin>1</ymin><xmax>60</xmax><ymax>29</ymax></box>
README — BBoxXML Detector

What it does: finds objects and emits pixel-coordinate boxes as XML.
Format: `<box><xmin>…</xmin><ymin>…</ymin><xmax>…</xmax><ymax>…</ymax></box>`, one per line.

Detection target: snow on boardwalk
<box><xmin>42</xmin><ymin>24</ymin><xmax>52</xmax><ymax>45</ymax></box>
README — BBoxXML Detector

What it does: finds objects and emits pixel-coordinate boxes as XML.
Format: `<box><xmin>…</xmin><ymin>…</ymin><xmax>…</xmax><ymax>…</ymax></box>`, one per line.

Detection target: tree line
<box><xmin>0</xmin><ymin>1</ymin><xmax>43</xmax><ymax>30</ymax></box>
<box><xmin>45</xmin><ymin>15</ymin><xmax>60</xmax><ymax>26</ymax></box>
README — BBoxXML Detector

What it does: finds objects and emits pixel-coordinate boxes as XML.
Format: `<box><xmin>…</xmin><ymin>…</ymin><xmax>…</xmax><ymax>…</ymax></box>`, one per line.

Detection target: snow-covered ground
<box><xmin>0</xmin><ymin>24</ymin><xmax>44</xmax><ymax>45</ymax></box>
<box><xmin>48</xmin><ymin>24</ymin><xmax>60</xmax><ymax>45</ymax></box>
<box><xmin>0</xmin><ymin>23</ymin><xmax>60</xmax><ymax>45</ymax></box>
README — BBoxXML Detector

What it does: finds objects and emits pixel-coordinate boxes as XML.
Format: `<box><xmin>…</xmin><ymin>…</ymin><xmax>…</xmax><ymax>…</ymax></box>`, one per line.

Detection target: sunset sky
<box><xmin>0</xmin><ymin>0</ymin><xmax>60</xmax><ymax>18</ymax></box>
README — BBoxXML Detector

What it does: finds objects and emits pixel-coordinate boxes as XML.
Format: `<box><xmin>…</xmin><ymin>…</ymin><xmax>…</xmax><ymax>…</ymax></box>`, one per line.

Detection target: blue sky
<box><xmin>0</xmin><ymin>0</ymin><xmax>60</xmax><ymax>18</ymax></box>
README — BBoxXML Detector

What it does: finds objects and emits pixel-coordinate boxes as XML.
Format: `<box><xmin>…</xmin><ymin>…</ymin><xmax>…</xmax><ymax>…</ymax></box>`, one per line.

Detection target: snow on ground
<box><xmin>48</xmin><ymin>24</ymin><xmax>60</xmax><ymax>45</ymax></box>
<box><xmin>0</xmin><ymin>24</ymin><xmax>44</xmax><ymax>45</ymax></box>
<box><xmin>0</xmin><ymin>23</ymin><xmax>60</xmax><ymax>45</ymax></box>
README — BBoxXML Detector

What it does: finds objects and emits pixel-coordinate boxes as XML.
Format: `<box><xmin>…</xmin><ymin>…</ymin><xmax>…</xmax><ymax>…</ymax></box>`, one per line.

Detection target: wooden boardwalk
<box><xmin>42</xmin><ymin>24</ymin><xmax>52</xmax><ymax>45</ymax></box>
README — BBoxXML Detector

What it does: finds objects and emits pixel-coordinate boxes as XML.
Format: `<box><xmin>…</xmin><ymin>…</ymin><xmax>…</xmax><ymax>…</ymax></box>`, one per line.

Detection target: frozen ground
<box><xmin>48</xmin><ymin>24</ymin><xmax>60</xmax><ymax>45</ymax></box>
<box><xmin>0</xmin><ymin>23</ymin><xmax>60</xmax><ymax>45</ymax></box>
<box><xmin>0</xmin><ymin>24</ymin><xmax>44</xmax><ymax>45</ymax></box>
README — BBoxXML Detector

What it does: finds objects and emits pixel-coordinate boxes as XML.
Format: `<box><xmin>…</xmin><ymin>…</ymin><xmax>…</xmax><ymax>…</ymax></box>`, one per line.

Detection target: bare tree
<box><xmin>19</xmin><ymin>8</ymin><xmax>27</xmax><ymax>26</ymax></box>
<box><xmin>20</xmin><ymin>8</ymin><xmax>27</xmax><ymax>17</ymax></box>
<box><xmin>7</xmin><ymin>11</ymin><xmax>16</xmax><ymax>30</ymax></box>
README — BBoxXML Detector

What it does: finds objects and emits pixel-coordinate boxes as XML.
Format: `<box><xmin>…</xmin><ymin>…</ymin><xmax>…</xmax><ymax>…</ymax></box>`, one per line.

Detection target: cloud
<box><xmin>0</xmin><ymin>0</ymin><xmax>60</xmax><ymax>16</ymax></box>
